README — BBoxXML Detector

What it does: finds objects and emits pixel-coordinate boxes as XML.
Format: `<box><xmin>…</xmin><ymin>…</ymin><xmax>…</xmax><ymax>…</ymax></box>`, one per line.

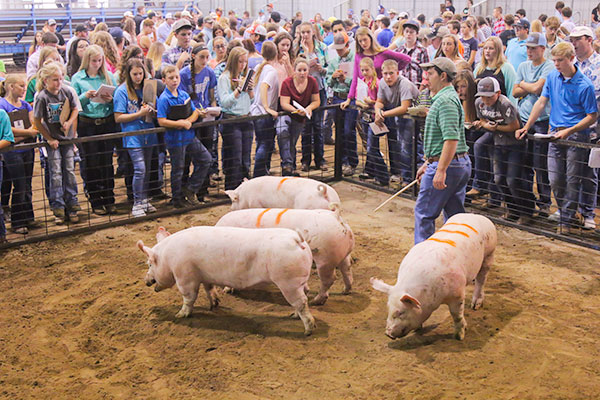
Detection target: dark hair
<box><xmin>242</xmin><ymin>38</ymin><xmax>257</xmax><ymax>54</ymax></box>
<box><xmin>538</xmin><ymin>14</ymin><xmax>548</xmax><ymax>23</ymax></box>
<box><xmin>448</xmin><ymin>20</ymin><xmax>461</xmax><ymax>32</ymax></box>
<box><xmin>516</xmin><ymin>8</ymin><xmax>526</xmax><ymax>17</ymax></box>
<box><xmin>123</xmin><ymin>58</ymin><xmax>148</xmax><ymax>101</ymax></box>
<box><xmin>213</xmin><ymin>25</ymin><xmax>224</xmax><ymax>37</ymax></box>
<box><xmin>417</xmin><ymin>14</ymin><xmax>426</xmax><ymax>23</ymax></box>
<box><xmin>117</xmin><ymin>45</ymin><xmax>144</xmax><ymax>84</ymax></box>
<box><xmin>190</xmin><ymin>45</ymin><xmax>209</xmax><ymax>100</ymax></box>
<box><xmin>42</xmin><ymin>32</ymin><xmax>59</xmax><ymax>45</ymax></box>
<box><xmin>504</xmin><ymin>14</ymin><xmax>515</xmax><ymax>26</ymax></box>
<box><xmin>67</xmin><ymin>38</ymin><xmax>89</xmax><ymax>77</ymax></box>
<box><xmin>562</xmin><ymin>7</ymin><xmax>572</xmax><ymax>18</ymax></box>
<box><xmin>555</xmin><ymin>1</ymin><xmax>565</xmax><ymax>10</ymax></box>
<box><xmin>380</xmin><ymin>16</ymin><xmax>391</xmax><ymax>28</ymax></box>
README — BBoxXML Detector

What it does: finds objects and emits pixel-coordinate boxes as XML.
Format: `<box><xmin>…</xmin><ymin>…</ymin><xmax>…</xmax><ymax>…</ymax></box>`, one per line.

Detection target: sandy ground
<box><xmin>1</xmin><ymin>181</ymin><xmax>600</xmax><ymax>399</ymax></box>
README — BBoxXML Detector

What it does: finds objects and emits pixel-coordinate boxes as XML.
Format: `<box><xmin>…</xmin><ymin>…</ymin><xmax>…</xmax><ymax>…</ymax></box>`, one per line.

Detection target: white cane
<box><xmin>373</xmin><ymin>179</ymin><xmax>419</xmax><ymax>212</ymax></box>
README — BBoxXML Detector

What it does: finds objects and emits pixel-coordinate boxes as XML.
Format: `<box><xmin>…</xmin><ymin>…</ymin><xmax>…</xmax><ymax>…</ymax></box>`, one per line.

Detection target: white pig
<box><xmin>225</xmin><ymin>176</ymin><xmax>341</xmax><ymax>210</ymax></box>
<box><xmin>138</xmin><ymin>226</ymin><xmax>317</xmax><ymax>335</ymax></box>
<box><xmin>371</xmin><ymin>213</ymin><xmax>497</xmax><ymax>340</ymax></box>
<box><xmin>216</xmin><ymin>203</ymin><xmax>355</xmax><ymax>305</ymax></box>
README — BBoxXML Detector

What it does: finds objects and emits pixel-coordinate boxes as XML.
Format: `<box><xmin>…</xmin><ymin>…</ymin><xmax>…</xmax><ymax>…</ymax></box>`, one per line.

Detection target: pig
<box><xmin>137</xmin><ymin>226</ymin><xmax>317</xmax><ymax>335</ymax></box>
<box><xmin>216</xmin><ymin>203</ymin><xmax>355</xmax><ymax>305</ymax></box>
<box><xmin>371</xmin><ymin>213</ymin><xmax>497</xmax><ymax>340</ymax></box>
<box><xmin>225</xmin><ymin>176</ymin><xmax>341</xmax><ymax>211</ymax></box>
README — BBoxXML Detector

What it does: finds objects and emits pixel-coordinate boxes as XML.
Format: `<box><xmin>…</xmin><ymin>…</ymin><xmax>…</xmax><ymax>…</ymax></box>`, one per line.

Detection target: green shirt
<box><xmin>423</xmin><ymin>85</ymin><xmax>468</xmax><ymax>158</ymax></box>
<box><xmin>70</xmin><ymin>69</ymin><xmax>117</xmax><ymax>118</ymax></box>
<box><xmin>326</xmin><ymin>47</ymin><xmax>355</xmax><ymax>95</ymax></box>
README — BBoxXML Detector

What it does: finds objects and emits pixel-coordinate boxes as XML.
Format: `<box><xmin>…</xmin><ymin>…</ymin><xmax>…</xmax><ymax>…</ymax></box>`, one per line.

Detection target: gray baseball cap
<box><xmin>172</xmin><ymin>18</ymin><xmax>193</xmax><ymax>32</ymax></box>
<box><xmin>525</xmin><ymin>32</ymin><xmax>547</xmax><ymax>47</ymax></box>
<box><xmin>476</xmin><ymin>77</ymin><xmax>501</xmax><ymax>97</ymax></box>
<box><xmin>420</xmin><ymin>57</ymin><xmax>457</xmax><ymax>78</ymax></box>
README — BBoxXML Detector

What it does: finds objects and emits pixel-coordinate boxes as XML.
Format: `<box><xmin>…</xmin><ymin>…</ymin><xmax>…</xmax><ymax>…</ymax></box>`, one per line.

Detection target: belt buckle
<box><xmin>94</xmin><ymin>118</ymin><xmax>103</xmax><ymax>126</ymax></box>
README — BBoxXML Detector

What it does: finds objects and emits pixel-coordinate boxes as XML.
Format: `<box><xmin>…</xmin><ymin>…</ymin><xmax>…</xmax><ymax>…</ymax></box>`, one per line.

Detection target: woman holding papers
<box><xmin>71</xmin><ymin>45</ymin><xmax>118</xmax><ymax>216</ymax></box>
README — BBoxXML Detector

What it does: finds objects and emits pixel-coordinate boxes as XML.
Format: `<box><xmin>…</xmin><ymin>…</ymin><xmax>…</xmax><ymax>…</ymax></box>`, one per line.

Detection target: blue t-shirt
<box><xmin>505</xmin><ymin>38</ymin><xmax>527</xmax><ymax>72</ymax></box>
<box><xmin>179</xmin><ymin>65</ymin><xmax>217</xmax><ymax>109</ymax></box>
<box><xmin>113</xmin><ymin>84</ymin><xmax>158</xmax><ymax>149</ymax></box>
<box><xmin>157</xmin><ymin>87</ymin><xmax>196</xmax><ymax>148</ymax></box>
<box><xmin>0</xmin><ymin>109</ymin><xmax>15</xmax><ymax>160</ymax></box>
<box><xmin>541</xmin><ymin>67</ymin><xmax>598</xmax><ymax>130</ymax></box>
<box><xmin>515</xmin><ymin>59</ymin><xmax>554</xmax><ymax>122</ymax></box>
<box><xmin>0</xmin><ymin>98</ymin><xmax>33</xmax><ymax>152</ymax></box>
<box><xmin>323</xmin><ymin>32</ymin><xmax>334</xmax><ymax>46</ymax></box>
<box><xmin>377</xmin><ymin>29</ymin><xmax>394</xmax><ymax>48</ymax></box>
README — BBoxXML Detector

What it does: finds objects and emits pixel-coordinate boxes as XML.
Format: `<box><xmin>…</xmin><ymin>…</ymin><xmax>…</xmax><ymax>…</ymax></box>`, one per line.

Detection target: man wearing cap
<box><xmin>109</xmin><ymin>27</ymin><xmax>126</xmax><ymax>56</ymax></box>
<box><xmin>516</xmin><ymin>42</ymin><xmax>598</xmax><ymax>233</ymax></box>
<box><xmin>512</xmin><ymin>32</ymin><xmax>555</xmax><ymax>219</ymax></box>
<box><xmin>27</xmin><ymin>32</ymin><xmax>64</xmax><ymax>80</ymax></box>
<box><xmin>472</xmin><ymin>77</ymin><xmax>535</xmax><ymax>224</ymax></box>
<box><xmin>389</xmin><ymin>9</ymin><xmax>398</xmax><ymax>25</ymax></box>
<box><xmin>506</xmin><ymin>19</ymin><xmax>530</xmax><ymax>70</ymax></box>
<box><xmin>414</xmin><ymin>58</ymin><xmax>470</xmax><ymax>244</ymax></box>
<box><xmin>65</xmin><ymin>24</ymin><xmax>88</xmax><ymax>63</ymax></box>
<box><xmin>251</xmin><ymin>25</ymin><xmax>267</xmax><ymax>53</ymax></box>
<box><xmin>327</xmin><ymin>32</ymin><xmax>357</xmax><ymax>176</ymax></box>
<box><xmin>201</xmin><ymin>17</ymin><xmax>214</xmax><ymax>42</ymax></box>
<box><xmin>427</xmin><ymin>26</ymin><xmax>449</xmax><ymax>61</ymax></box>
<box><xmin>397</xmin><ymin>20</ymin><xmax>429</xmax><ymax>85</ymax></box>
<box><xmin>162</xmin><ymin>19</ymin><xmax>194</xmax><ymax>70</ymax></box>
<box><xmin>46</xmin><ymin>19</ymin><xmax>66</xmax><ymax>55</ymax></box>
<box><xmin>157</xmin><ymin>12</ymin><xmax>174</xmax><ymax>43</ymax></box>
<box><xmin>569</xmin><ymin>26</ymin><xmax>600</xmax><ymax>230</ymax></box>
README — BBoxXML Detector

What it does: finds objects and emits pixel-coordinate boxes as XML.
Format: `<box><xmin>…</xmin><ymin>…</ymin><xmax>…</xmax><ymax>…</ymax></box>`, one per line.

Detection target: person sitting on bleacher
<box><xmin>26</xmin><ymin>33</ymin><xmax>65</xmax><ymax>81</ymax></box>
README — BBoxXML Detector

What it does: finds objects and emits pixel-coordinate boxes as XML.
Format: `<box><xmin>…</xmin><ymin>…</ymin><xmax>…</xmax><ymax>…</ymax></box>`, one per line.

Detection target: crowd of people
<box><xmin>0</xmin><ymin>1</ymin><xmax>599</xmax><ymax>243</ymax></box>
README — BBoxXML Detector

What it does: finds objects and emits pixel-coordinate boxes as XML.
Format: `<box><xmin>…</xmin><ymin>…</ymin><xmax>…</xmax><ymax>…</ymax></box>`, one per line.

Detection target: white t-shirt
<box><xmin>250</xmin><ymin>64</ymin><xmax>280</xmax><ymax>115</ymax></box>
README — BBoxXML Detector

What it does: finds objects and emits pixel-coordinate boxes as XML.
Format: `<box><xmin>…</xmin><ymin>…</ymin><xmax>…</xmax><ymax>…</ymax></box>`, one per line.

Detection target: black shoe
<box><xmin>301</xmin><ymin>163</ymin><xmax>310</xmax><ymax>172</ymax></box>
<box><xmin>282</xmin><ymin>166</ymin><xmax>294</xmax><ymax>176</ymax></box>
<box><xmin>105</xmin><ymin>204</ymin><xmax>118</xmax><ymax>215</ymax></box>
<box><xmin>173</xmin><ymin>199</ymin><xmax>188</xmax><ymax>209</ymax></box>
<box><xmin>359</xmin><ymin>172</ymin><xmax>374</xmax><ymax>181</ymax></box>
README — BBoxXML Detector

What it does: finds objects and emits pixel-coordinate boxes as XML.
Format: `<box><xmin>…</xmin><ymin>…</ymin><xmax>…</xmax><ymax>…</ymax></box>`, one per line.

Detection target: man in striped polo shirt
<box><xmin>414</xmin><ymin>57</ymin><xmax>471</xmax><ymax>244</ymax></box>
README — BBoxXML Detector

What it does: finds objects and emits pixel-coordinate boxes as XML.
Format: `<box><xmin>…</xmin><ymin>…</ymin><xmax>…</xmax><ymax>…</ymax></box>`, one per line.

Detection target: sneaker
<box><xmin>105</xmin><ymin>204</ymin><xmax>118</xmax><ymax>215</ymax></box>
<box><xmin>538</xmin><ymin>205</ymin><xmax>551</xmax><ymax>218</ymax></box>
<box><xmin>13</xmin><ymin>226</ymin><xmax>28</xmax><ymax>234</ymax></box>
<box><xmin>53</xmin><ymin>208</ymin><xmax>66</xmax><ymax>225</ymax></box>
<box><xmin>143</xmin><ymin>200</ymin><xmax>157</xmax><ymax>213</ymax></box>
<box><xmin>359</xmin><ymin>172</ymin><xmax>374</xmax><ymax>181</ymax></box>
<box><xmin>131</xmin><ymin>203</ymin><xmax>146</xmax><ymax>218</ymax></box>
<box><xmin>301</xmin><ymin>163</ymin><xmax>310</xmax><ymax>172</ymax></box>
<box><xmin>374</xmin><ymin>179</ymin><xmax>388</xmax><ymax>187</ymax></box>
<box><xmin>583</xmin><ymin>217</ymin><xmax>596</xmax><ymax>230</ymax></box>
<box><xmin>69</xmin><ymin>212</ymin><xmax>79</xmax><ymax>223</ymax></box>
<box><xmin>548</xmin><ymin>211</ymin><xmax>561</xmax><ymax>222</ymax></box>
<box><xmin>466</xmin><ymin>188</ymin><xmax>483</xmax><ymax>198</ymax></box>
<box><xmin>69</xmin><ymin>204</ymin><xmax>82</xmax><ymax>212</ymax></box>
<box><xmin>390</xmin><ymin>175</ymin><xmax>402</xmax><ymax>184</ymax></box>
<box><xmin>342</xmin><ymin>165</ymin><xmax>354</xmax><ymax>176</ymax></box>
<box><xmin>93</xmin><ymin>207</ymin><xmax>108</xmax><ymax>216</ymax></box>
<box><xmin>318</xmin><ymin>162</ymin><xmax>329</xmax><ymax>171</ymax></box>
<box><xmin>183</xmin><ymin>187</ymin><xmax>201</xmax><ymax>206</ymax></box>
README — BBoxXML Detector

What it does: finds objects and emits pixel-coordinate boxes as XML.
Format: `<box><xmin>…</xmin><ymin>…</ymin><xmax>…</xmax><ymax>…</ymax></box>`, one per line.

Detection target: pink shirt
<box><xmin>348</xmin><ymin>49</ymin><xmax>411</xmax><ymax>100</ymax></box>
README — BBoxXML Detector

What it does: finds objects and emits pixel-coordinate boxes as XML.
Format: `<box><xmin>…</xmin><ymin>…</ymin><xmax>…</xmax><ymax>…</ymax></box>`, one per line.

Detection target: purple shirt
<box><xmin>348</xmin><ymin>49</ymin><xmax>411</xmax><ymax>100</ymax></box>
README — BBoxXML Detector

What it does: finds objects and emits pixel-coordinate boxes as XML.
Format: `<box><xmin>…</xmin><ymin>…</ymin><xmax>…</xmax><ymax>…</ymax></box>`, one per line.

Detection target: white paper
<box><xmin>589</xmin><ymin>147</ymin><xmax>600</xmax><ymax>168</ymax></box>
<box><xmin>533</xmin><ymin>133</ymin><xmax>555</xmax><ymax>140</ymax></box>
<box><xmin>13</xmin><ymin>119</ymin><xmax>24</xmax><ymax>129</ymax></box>
<box><xmin>292</xmin><ymin>100</ymin><xmax>312</xmax><ymax>120</ymax></box>
<box><xmin>369</xmin><ymin>122</ymin><xmax>389</xmax><ymax>136</ymax></box>
<box><xmin>407</xmin><ymin>105</ymin><xmax>429</xmax><ymax>117</ymax></box>
<box><xmin>356</xmin><ymin>79</ymin><xmax>369</xmax><ymax>103</ymax></box>
<box><xmin>91</xmin><ymin>84</ymin><xmax>116</xmax><ymax>103</ymax></box>
<box><xmin>202</xmin><ymin>106</ymin><xmax>222</xmax><ymax>121</ymax></box>
<box><xmin>338</xmin><ymin>62</ymin><xmax>353</xmax><ymax>77</ymax></box>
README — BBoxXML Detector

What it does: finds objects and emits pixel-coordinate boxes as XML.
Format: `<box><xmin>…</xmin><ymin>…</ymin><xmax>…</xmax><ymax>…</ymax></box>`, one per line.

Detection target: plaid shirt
<box><xmin>398</xmin><ymin>43</ymin><xmax>429</xmax><ymax>85</ymax></box>
<box><xmin>492</xmin><ymin>18</ymin><xmax>506</xmax><ymax>36</ymax></box>
<box><xmin>161</xmin><ymin>46</ymin><xmax>192</xmax><ymax>69</ymax></box>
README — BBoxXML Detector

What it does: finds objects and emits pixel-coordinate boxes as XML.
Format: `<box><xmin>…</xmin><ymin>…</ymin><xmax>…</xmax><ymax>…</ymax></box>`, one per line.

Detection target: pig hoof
<box><xmin>309</xmin><ymin>295</ymin><xmax>328</xmax><ymax>306</ymax></box>
<box><xmin>223</xmin><ymin>286</ymin><xmax>234</xmax><ymax>294</ymax></box>
<box><xmin>210</xmin><ymin>299</ymin><xmax>220</xmax><ymax>311</ymax></box>
<box><xmin>175</xmin><ymin>309</ymin><xmax>191</xmax><ymax>318</ymax></box>
<box><xmin>304</xmin><ymin>328</ymin><xmax>313</xmax><ymax>336</ymax></box>
<box><xmin>471</xmin><ymin>298</ymin><xmax>483</xmax><ymax>310</ymax></box>
<box><xmin>454</xmin><ymin>329</ymin><xmax>465</xmax><ymax>340</ymax></box>
<box><xmin>342</xmin><ymin>287</ymin><xmax>352</xmax><ymax>295</ymax></box>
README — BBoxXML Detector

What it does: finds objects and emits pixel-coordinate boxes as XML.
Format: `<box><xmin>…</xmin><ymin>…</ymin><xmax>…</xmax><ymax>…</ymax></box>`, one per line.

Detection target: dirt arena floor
<box><xmin>1</xmin><ymin>181</ymin><xmax>600</xmax><ymax>399</ymax></box>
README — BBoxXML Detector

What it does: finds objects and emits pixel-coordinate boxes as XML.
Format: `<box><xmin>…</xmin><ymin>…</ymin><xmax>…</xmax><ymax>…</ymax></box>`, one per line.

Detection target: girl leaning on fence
<box><xmin>0</xmin><ymin>109</ymin><xmax>15</xmax><ymax>243</ymax></box>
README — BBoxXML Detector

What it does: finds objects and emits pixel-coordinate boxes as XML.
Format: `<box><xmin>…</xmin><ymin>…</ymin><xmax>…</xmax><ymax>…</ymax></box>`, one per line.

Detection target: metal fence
<box><xmin>1</xmin><ymin>104</ymin><xmax>599</xmax><ymax>251</ymax></box>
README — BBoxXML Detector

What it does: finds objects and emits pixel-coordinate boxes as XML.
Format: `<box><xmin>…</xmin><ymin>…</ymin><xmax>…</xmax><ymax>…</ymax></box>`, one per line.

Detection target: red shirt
<box><xmin>280</xmin><ymin>75</ymin><xmax>319</xmax><ymax>112</ymax></box>
<box><xmin>493</xmin><ymin>18</ymin><xmax>506</xmax><ymax>36</ymax></box>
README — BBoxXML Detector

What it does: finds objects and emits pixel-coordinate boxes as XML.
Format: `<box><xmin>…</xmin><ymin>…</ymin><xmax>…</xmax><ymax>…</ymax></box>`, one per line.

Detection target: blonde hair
<box><xmin>0</xmin><ymin>74</ymin><xmax>25</xmax><ymax>97</ymax></box>
<box><xmin>93</xmin><ymin>22</ymin><xmax>108</xmax><ymax>33</ymax></box>
<box><xmin>435</xmin><ymin>34</ymin><xmax>463</xmax><ymax>61</ymax></box>
<box><xmin>476</xmin><ymin>36</ymin><xmax>506</xmax><ymax>76</ymax></box>
<box><xmin>36</xmin><ymin>62</ymin><xmax>64</xmax><ymax>92</ymax></box>
<box><xmin>38</xmin><ymin>47</ymin><xmax>61</xmax><ymax>70</ymax></box>
<box><xmin>551</xmin><ymin>41</ymin><xmax>575</xmax><ymax>58</ymax></box>
<box><xmin>359</xmin><ymin>57</ymin><xmax>377</xmax><ymax>90</ymax></box>
<box><xmin>224</xmin><ymin>47</ymin><xmax>249</xmax><ymax>90</ymax></box>
<box><xmin>162</xmin><ymin>64</ymin><xmax>178</xmax><ymax>78</ymax></box>
<box><xmin>255</xmin><ymin>41</ymin><xmax>277</xmax><ymax>82</ymax></box>
<box><xmin>79</xmin><ymin>44</ymin><xmax>111</xmax><ymax>84</ymax></box>
<box><xmin>90</xmin><ymin>31</ymin><xmax>120</xmax><ymax>69</ymax></box>
<box><xmin>147</xmin><ymin>41</ymin><xmax>166</xmax><ymax>73</ymax></box>
<box><xmin>355</xmin><ymin>27</ymin><xmax>384</xmax><ymax>55</ymax></box>
<box><xmin>531</xmin><ymin>19</ymin><xmax>543</xmax><ymax>33</ymax></box>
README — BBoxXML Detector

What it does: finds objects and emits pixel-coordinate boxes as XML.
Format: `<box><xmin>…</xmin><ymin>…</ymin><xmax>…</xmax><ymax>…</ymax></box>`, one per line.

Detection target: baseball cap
<box><xmin>476</xmin><ymin>77</ymin><xmax>501</xmax><ymax>97</ymax></box>
<box><xmin>109</xmin><ymin>27</ymin><xmax>124</xmax><ymax>41</ymax></box>
<box><xmin>375</xmin><ymin>14</ymin><xmax>385</xmax><ymax>21</ymax></box>
<box><xmin>165</xmin><ymin>13</ymin><xmax>173</xmax><ymax>19</ymax></box>
<box><xmin>428</xmin><ymin>26</ymin><xmax>450</xmax><ymax>39</ymax></box>
<box><xmin>181</xmin><ymin>10</ymin><xmax>192</xmax><ymax>18</ymax></box>
<box><xmin>90</xmin><ymin>17</ymin><xmax>97</xmax><ymax>23</ymax></box>
<box><xmin>267</xmin><ymin>3</ymin><xmax>274</xmax><ymax>7</ymax></box>
<box><xmin>172</xmin><ymin>18</ymin><xmax>193</xmax><ymax>32</ymax></box>
<box><xmin>398</xmin><ymin>12</ymin><xmax>409</xmax><ymax>19</ymax></box>
<box><xmin>389</xmin><ymin>9</ymin><xmax>398</xmax><ymax>15</ymax></box>
<box><xmin>270</xmin><ymin>11</ymin><xmax>281</xmax><ymax>23</ymax></box>
<box><xmin>123</xmin><ymin>11</ymin><xmax>134</xmax><ymax>18</ymax></box>
<box><xmin>420</xmin><ymin>57</ymin><xmax>458</xmax><ymax>78</ymax></box>
<box><xmin>332</xmin><ymin>32</ymin><xmax>349</xmax><ymax>49</ymax></box>
<box><xmin>48</xmin><ymin>19</ymin><xmax>57</xmax><ymax>26</ymax></box>
<box><xmin>204</xmin><ymin>17</ymin><xmax>214</xmax><ymax>23</ymax></box>
<box><xmin>525</xmin><ymin>32</ymin><xmax>547</xmax><ymax>47</ymax></box>
<box><xmin>403</xmin><ymin>20</ymin><xmax>420</xmax><ymax>33</ymax></box>
<box><xmin>514</xmin><ymin>19</ymin><xmax>530</xmax><ymax>30</ymax></box>
<box><xmin>253</xmin><ymin>25</ymin><xmax>267</xmax><ymax>36</ymax></box>
<box><xmin>433</xmin><ymin>17</ymin><xmax>443</xmax><ymax>24</ymax></box>
<box><xmin>75</xmin><ymin>24</ymin><xmax>88</xmax><ymax>33</ymax></box>
<box><xmin>569</xmin><ymin>26</ymin><xmax>594</xmax><ymax>38</ymax></box>
<box><xmin>347</xmin><ymin>9</ymin><xmax>354</xmax><ymax>15</ymax></box>
<box><xmin>147</xmin><ymin>11</ymin><xmax>156</xmax><ymax>19</ymax></box>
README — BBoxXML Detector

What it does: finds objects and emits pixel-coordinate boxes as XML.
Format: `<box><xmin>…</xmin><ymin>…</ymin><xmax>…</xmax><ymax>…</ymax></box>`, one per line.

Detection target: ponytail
<box><xmin>190</xmin><ymin>45</ymin><xmax>208</xmax><ymax>100</ymax></box>
<box><xmin>254</xmin><ymin>41</ymin><xmax>277</xmax><ymax>82</ymax></box>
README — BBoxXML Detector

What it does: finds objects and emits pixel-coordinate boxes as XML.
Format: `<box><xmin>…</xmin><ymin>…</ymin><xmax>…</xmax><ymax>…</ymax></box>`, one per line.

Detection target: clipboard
<box><xmin>369</xmin><ymin>122</ymin><xmax>389</xmax><ymax>137</ymax></box>
<box><xmin>241</xmin><ymin>69</ymin><xmax>255</xmax><ymax>92</ymax></box>
<box><xmin>59</xmin><ymin>98</ymin><xmax>71</xmax><ymax>124</ymax></box>
<box><xmin>8</xmin><ymin>108</ymin><xmax>31</xmax><ymax>130</ymax></box>
<box><xmin>167</xmin><ymin>97</ymin><xmax>193</xmax><ymax>121</ymax></box>
<box><xmin>91</xmin><ymin>84</ymin><xmax>116</xmax><ymax>103</ymax></box>
<box><xmin>142</xmin><ymin>79</ymin><xmax>158</xmax><ymax>123</ymax></box>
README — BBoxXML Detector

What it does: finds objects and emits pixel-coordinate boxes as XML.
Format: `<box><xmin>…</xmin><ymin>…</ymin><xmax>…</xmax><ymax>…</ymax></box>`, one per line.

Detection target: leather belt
<box><xmin>426</xmin><ymin>152</ymin><xmax>468</xmax><ymax>163</ymax></box>
<box><xmin>79</xmin><ymin>115</ymin><xmax>112</xmax><ymax>126</ymax></box>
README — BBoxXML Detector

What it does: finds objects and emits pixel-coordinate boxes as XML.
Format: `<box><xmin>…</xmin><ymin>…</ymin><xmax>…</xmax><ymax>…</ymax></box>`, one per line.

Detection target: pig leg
<box><xmin>448</xmin><ymin>296</ymin><xmax>467</xmax><ymax>340</ymax></box>
<box><xmin>278</xmin><ymin>284</ymin><xmax>316</xmax><ymax>336</ymax></box>
<box><xmin>203</xmin><ymin>283</ymin><xmax>220</xmax><ymax>310</ymax></box>
<box><xmin>310</xmin><ymin>264</ymin><xmax>336</xmax><ymax>306</ymax></box>
<box><xmin>338</xmin><ymin>254</ymin><xmax>353</xmax><ymax>295</ymax></box>
<box><xmin>471</xmin><ymin>252</ymin><xmax>493</xmax><ymax>310</ymax></box>
<box><xmin>175</xmin><ymin>280</ymin><xmax>201</xmax><ymax>318</ymax></box>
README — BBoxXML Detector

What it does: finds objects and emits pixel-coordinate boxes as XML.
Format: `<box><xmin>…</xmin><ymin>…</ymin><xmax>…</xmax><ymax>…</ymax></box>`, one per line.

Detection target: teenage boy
<box><xmin>327</xmin><ymin>32</ymin><xmax>357</xmax><ymax>176</ymax></box>
<box><xmin>157</xmin><ymin>65</ymin><xmax>212</xmax><ymax>208</ymax></box>
<box><xmin>376</xmin><ymin>16</ymin><xmax>393</xmax><ymax>48</ymax></box>
<box><xmin>512</xmin><ymin>32</ymin><xmax>555</xmax><ymax>218</ymax></box>
<box><xmin>473</xmin><ymin>77</ymin><xmax>535</xmax><ymax>224</ymax></box>
<box><xmin>516</xmin><ymin>42</ymin><xmax>598</xmax><ymax>233</ymax></box>
<box><xmin>506</xmin><ymin>19</ymin><xmax>530</xmax><ymax>71</ymax></box>
<box><xmin>162</xmin><ymin>19</ymin><xmax>194</xmax><ymax>70</ymax></box>
<box><xmin>374</xmin><ymin>59</ymin><xmax>419</xmax><ymax>185</ymax></box>
<box><xmin>398</xmin><ymin>20</ymin><xmax>429</xmax><ymax>85</ymax></box>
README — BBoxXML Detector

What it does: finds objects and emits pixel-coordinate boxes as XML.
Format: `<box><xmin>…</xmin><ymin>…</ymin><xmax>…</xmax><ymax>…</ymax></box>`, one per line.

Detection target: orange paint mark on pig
<box><xmin>444</xmin><ymin>222</ymin><xmax>478</xmax><ymax>234</ymax></box>
<box><xmin>277</xmin><ymin>178</ymin><xmax>294</xmax><ymax>190</ymax></box>
<box><xmin>256</xmin><ymin>208</ymin><xmax>271</xmax><ymax>227</ymax></box>
<box><xmin>275</xmin><ymin>209</ymin><xmax>290</xmax><ymax>225</ymax></box>
<box><xmin>437</xmin><ymin>229</ymin><xmax>470</xmax><ymax>238</ymax></box>
<box><xmin>426</xmin><ymin>237</ymin><xmax>457</xmax><ymax>247</ymax></box>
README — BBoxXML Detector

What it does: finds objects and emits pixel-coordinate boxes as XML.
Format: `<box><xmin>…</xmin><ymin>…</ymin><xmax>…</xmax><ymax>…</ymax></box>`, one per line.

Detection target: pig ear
<box><xmin>401</xmin><ymin>294</ymin><xmax>422</xmax><ymax>309</ymax></box>
<box><xmin>225</xmin><ymin>190</ymin><xmax>239</xmax><ymax>202</ymax></box>
<box><xmin>370</xmin><ymin>277</ymin><xmax>392</xmax><ymax>294</ymax></box>
<box><xmin>137</xmin><ymin>240</ymin><xmax>155</xmax><ymax>259</ymax></box>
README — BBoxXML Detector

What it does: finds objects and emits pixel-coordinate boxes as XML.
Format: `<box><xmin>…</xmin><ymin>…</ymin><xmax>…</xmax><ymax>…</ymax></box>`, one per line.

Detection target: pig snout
<box><xmin>145</xmin><ymin>273</ymin><xmax>156</xmax><ymax>287</ymax></box>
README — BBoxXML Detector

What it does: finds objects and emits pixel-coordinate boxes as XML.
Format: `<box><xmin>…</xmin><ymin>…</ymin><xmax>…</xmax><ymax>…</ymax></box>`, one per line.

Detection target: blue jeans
<box><xmin>473</xmin><ymin>131</ymin><xmax>501</xmax><ymax>203</ymax></box>
<box><xmin>301</xmin><ymin>89</ymin><xmax>326</xmax><ymax>167</ymax></box>
<box><xmin>363</xmin><ymin>121</ymin><xmax>390</xmax><ymax>184</ymax></box>
<box><xmin>221</xmin><ymin>120</ymin><xmax>254</xmax><ymax>190</ymax></box>
<box><xmin>128</xmin><ymin>147</ymin><xmax>153</xmax><ymax>204</ymax></box>
<box><xmin>47</xmin><ymin>143</ymin><xmax>79</xmax><ymax>211</ymax></box>
<box><xmin>397</xmin><ymin>117</ymin><xmax>421</xmax><ymax>182</ymax></box>
<box><xmin>277</xmin><ymin>115</ymin><xmax>305</xmax><ymax>170</ymax></box>
<box><xmin>3</xmin><ymin>150</ymin><xmax>35</xmax><ymax>228</ymax></box>
<box><xmin>168</xmin><ymin>138</ymin><xmax>212</xmax><ymax>200</ymax></box>
<box><xmin>548</xmin><ymin>129</ymin><xmax>598</xmax><ymax>225</ymax></box>
<box><xmin>253</xmin><ymin>117</ymin><xmax>276</xmax><ymax>177</ymax></box>
<box><xmin>527</xmin><ymin>120</ymin><xmax>552</xmax><ymax>208</ymax></box>
<box><xmin>493</xmin><ymin>144</ymin><xmax>535</xmax><ymax>216</ymax></box>
<box><xmin>414</xmin><ymin>156</ymin><xmax>471</xmax><ymax>244</ymax></box>
<box><xmin>331</xmin><ymin>97</ymin><xmax>358</xmax><ymax>168</ymax></box>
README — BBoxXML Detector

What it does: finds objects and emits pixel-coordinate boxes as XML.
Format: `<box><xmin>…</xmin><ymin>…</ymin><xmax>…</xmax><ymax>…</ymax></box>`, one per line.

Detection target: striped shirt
<box><xmin>423</xmin><ymin>85</ymin><xmax>469</xmax><ymax>158</ymax></box>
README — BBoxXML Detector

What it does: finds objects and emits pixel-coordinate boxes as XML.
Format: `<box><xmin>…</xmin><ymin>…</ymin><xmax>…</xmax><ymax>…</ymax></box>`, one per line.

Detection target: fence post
<box><xmin>334</xmin><ymin>105</ymin><xmax>343</xmax><ymax>180</ymax></box>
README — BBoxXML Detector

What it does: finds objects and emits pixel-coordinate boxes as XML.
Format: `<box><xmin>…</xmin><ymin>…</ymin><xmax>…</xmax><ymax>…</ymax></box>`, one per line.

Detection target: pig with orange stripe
<box><xmin>216</xmin><ymin>203</ymin><xmax>355</xmax><ymax>305</ymax></box>
<box><xmin>225</xmin><ymin>176</ymin><xmax>341</xmax><ymax>210</ymax></box>
<box><xmin>371</xmin><ymin>213</ymin><xmax>497</xmax><ymax>340</ymax></box>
